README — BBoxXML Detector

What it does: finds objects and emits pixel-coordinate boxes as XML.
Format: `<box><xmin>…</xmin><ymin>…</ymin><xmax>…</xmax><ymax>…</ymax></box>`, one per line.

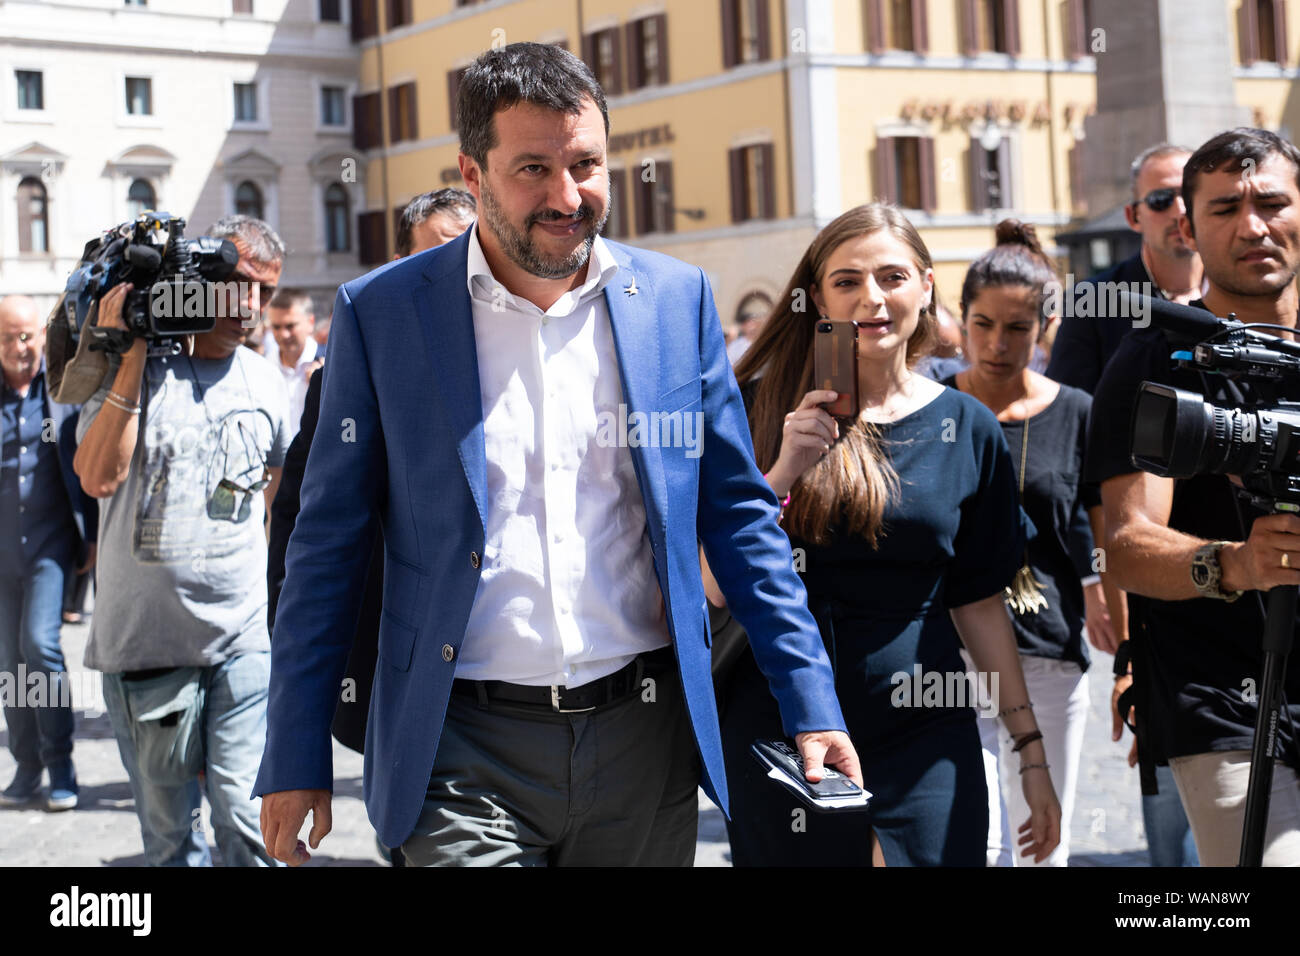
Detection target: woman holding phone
<box><xmin>943</xmin><ymin>220</ymin><xmax>1114</xmax><ymax>866</ymax></box>
<box><xmin>710</xmin><ymin>203</ymin><xmax>1060</xmax><ymax>866</ymax></box>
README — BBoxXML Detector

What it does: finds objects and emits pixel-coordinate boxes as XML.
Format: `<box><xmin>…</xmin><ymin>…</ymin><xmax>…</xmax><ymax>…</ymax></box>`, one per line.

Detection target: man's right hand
<box><xmin>260</xmin><ymin>788</ymin><xmax>332</xmax><ymax>866</ymax></box>
<box><xmin>97</xmin><ymin>283</ymin><xmax>147</xmax><ymax>364</ymax></box>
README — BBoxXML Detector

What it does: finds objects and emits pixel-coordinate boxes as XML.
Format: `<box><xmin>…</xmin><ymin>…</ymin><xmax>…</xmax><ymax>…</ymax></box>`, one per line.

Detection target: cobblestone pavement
<box><xmin>1</xmin><ymin>620</ymin><xmax>1148</xmax><ymax>866</ymax></box>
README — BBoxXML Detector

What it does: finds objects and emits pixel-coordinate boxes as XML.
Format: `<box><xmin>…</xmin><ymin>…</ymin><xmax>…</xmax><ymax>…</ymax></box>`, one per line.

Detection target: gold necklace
<box><xmin>1005</xmin><ymin>414</ymin><xmax>1049</xmax><ymax>616</ymax></box>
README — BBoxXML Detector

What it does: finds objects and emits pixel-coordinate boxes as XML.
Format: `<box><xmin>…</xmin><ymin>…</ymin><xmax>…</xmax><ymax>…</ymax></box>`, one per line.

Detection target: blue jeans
<box><xmin>1143</xmin><ymin>763</ymin><xmax>1199</xmax><ymax>867</ymax></box>
<box><xmin>0</xmin><ymin>556</ymin><xmax>75</xmax><ymax>775</ymax></box>
<box><xmin>102</xmin><ymin>652</ymin><xmax>280</xmax><ymax>867</ymax></box>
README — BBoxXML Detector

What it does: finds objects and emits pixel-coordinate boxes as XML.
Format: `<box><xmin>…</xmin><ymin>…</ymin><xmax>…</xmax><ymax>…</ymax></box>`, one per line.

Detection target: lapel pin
<box><xmin>624</xmin><ymin>278</ymin><xmax>638</xmax><ymax>297</ymax></box>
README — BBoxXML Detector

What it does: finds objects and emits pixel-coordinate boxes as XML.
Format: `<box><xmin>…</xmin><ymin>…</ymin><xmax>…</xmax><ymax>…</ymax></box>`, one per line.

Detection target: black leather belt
<box><xmin>452</xmin><ymin>647</ymin><xmax>675</xmax><ymax>714</ymax></box>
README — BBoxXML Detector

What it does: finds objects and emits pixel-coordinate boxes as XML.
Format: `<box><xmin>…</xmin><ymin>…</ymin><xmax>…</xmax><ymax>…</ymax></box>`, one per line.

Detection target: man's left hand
<box><xmin>77</xmin><ymin>543</ymin><xmax>97</xmax><ymax>575</ymax></box>
<box><xmin>794</xmin><ymin>730</ymin><xmax>863</xmax><ymax>788</ymax></box>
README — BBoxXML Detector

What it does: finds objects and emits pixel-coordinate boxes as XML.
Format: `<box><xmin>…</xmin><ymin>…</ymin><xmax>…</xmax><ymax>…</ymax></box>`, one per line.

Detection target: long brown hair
<box><xmin>735</xmin><ymin>203</ymin><xmax>939</xmax><ymax>547</ymax></box>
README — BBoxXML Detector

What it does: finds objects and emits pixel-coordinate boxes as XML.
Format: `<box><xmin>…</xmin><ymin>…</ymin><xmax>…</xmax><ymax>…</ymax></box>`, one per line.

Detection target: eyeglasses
<box><xmin>0</xmin><ymin>332</ymin><xmax>36</xmax><ymax>347</ymax></box>
<box><xmin>1133</xmin><ymin>188</ymin><xmax>1178</xmax><ymax>213</ymax></box>
<box><xmin>206</xmin><ymin>421</ymin><xmax>269</xmax><ymax>523</ymax></box>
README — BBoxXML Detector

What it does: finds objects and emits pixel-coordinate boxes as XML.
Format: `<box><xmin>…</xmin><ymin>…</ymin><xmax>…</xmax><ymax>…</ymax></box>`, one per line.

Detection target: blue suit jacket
<box><xmin>253</xmin><ymin>231</ymin><xmax>846</xmax><ymax>849</ymax></box>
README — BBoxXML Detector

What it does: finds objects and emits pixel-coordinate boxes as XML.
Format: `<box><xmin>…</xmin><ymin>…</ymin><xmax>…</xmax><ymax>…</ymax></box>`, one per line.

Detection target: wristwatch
<box><xmin>1191</xmin><ymin>541</ymin><xmax>1244</xmax><ymax>602</ymax></box>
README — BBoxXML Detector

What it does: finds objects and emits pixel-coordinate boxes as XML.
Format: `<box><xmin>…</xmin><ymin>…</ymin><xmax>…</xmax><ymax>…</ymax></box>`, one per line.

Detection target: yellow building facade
<box><xmin>354</xmin><ymin>0</ymin><xmax>1297</xmax><ymax>329</ymax></box>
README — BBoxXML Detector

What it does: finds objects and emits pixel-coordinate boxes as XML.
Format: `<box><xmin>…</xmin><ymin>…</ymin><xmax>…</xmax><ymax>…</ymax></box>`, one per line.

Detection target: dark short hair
<box><xmin>395</xmin><ymin>188</ymin><xmax>476</xmax><ymax>258</ymax></box>
<box><xmin>208</xmin><ymin>214</ymin><xmax>286</xmax><ymax>267</ymax></box>
<box><xmin>457</xmin><ymin>42</ymin><xmax>609</xmax><ymax>170</ymax></box>
<box><xmin>1129</xmin><ymin>143</ymin><xmax>1192</xmax><ymax>200</ymax></box>
<box><xmin>267</xmin><ymin>287</ymin><xmax>314</xmax><ymax>316</ymax></box>
<box><xmin>1182</xmin><ymin>127</ymin><xmax>1300</xmax><ymax>230</ymax></box>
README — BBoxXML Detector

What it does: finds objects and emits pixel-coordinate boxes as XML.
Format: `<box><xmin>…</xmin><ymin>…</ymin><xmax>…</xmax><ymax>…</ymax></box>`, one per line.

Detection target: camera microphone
<box><xmin>1115</xmin><ymin>291</ymin><xmax>1241</xmax><ymax>341</ymax></box>
<box><xmin>126</xmin><ymin>243</ymin><xmax>163</xmax><ymax>271</ymax></box>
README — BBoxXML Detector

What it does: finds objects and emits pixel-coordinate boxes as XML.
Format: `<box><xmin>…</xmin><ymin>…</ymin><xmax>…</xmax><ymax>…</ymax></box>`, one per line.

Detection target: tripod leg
<box><xmin>1239</xmin><ymin>584</ymin><xmax>1297</xmax><ymax>866</ymax></box>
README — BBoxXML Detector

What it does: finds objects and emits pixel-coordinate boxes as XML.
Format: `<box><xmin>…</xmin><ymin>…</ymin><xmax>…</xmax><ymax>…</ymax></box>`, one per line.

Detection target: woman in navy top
<box><xmin>709</xmin><ymin>203</ymin><xmax>1061</xmax><ymax>866</ymax></box>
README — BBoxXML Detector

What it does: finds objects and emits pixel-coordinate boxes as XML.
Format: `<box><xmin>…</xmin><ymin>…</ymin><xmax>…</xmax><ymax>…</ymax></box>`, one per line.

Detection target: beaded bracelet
<box><xmin>1019</xmin><ymin>762</ymin><xmax>1050</xmax><ymax>775</ymax></box>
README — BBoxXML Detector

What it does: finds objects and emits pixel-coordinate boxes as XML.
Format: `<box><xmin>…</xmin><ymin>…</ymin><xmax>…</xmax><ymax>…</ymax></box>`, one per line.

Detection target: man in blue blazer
<box><xmin>256</xmin><ymin>43</ymin><xmax>859</xmax><ymax>866</ymax></box>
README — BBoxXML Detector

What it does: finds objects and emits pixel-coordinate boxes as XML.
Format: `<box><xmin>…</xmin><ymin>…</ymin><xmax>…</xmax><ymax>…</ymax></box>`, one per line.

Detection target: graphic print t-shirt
<box><xmin>78</xmin><ymin>349</ymin><xmax>289</xmax><ymax>672</ymax></box>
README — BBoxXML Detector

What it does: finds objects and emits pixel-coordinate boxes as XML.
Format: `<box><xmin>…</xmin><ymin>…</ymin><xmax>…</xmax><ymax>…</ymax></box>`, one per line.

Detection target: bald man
<box><xmin>0</xmin><ymin>295</ymin><xmax>97</xmax><ymax>811</ymax></box>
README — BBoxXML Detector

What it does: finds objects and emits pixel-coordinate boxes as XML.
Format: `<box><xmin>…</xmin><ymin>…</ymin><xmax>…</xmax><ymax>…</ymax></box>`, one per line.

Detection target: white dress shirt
<box><xmin>457</xmin><ymin>223</ymin><xmax>671</xmax><ymax>686</ymax></box>
<box><xmin>267</xmin><ymin>336</ymin><xmax>317</xmax><ymax>439</ymax></box>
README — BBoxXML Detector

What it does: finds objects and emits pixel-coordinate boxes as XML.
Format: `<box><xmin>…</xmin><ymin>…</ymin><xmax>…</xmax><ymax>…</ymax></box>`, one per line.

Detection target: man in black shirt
<box><xmin>1089</xmin><ymin>127</ymin><xmax>1300</xmax><ymax>865</ymax></box>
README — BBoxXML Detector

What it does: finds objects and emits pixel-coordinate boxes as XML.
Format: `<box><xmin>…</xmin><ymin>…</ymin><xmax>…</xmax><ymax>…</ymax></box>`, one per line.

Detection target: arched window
<box><xmin>235</xmin><ymin>180</ymin><xmax>264</xmax><ymax>218</ymax></box>
<box><xmin>127</xmin><ymin>178</ymin><xmax>156</xmax><ymax>219</ymax></box>
<box><xmin>324</xmin><ymin>183</ymin><xmax>350</xmax><ymax>252</ymax></box>
<box><xmin>17</xmin><ymin>177</ymin><xmax>49</xmax><ymax>254</ymax></box>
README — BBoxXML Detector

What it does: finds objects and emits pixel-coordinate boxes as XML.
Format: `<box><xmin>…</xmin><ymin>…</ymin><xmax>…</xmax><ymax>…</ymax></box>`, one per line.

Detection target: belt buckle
<box><xmin>550</xmin><ymin>685</ymin><xmax>596</xmax><ymax>714</ymax></box>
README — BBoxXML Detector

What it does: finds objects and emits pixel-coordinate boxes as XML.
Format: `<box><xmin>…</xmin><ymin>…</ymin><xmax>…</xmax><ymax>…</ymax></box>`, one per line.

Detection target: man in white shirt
<box><xmin>257</xmin><ymin>42</ymin><xmax>858</xmax><ymax>867</ymax></box>
<box><xmin>264</xmin><ymin>290</ymin><xmax>319</xmax><ymax>438</ymax></box>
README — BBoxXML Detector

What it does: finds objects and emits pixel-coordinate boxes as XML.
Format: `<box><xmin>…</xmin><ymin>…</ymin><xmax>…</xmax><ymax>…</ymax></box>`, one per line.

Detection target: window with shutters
<box><xmin>1240</xmin><ymin>0</ymin><xmax>1288</xmax><ymax>65</ymax></box>
<box><xmin>388</xmin><ymin>81</ymin><xmax>417</xmax><ymax>143</ymax></box>
<box><xmin>319</xmin><ymin>0</ymin><xmax>342</xmax><ymax>21</ymax></box>
<box><xmin>582</xmin><ymin>28</ymin><xmax>623</xmax><ymax>94</ymax></box>
<box><xmin>127</xmin><ymin>179</ymin><xmax>156</xmax><ymax>218</ymax></box>
<box><xmin>325</xmin><ymin>184</ymin><xmax>351</xmax><ymax>252</ymax></box>
<box><xmin>358</xmin><ymin>210</ymin><xmax>388</xmax><ymax>264</ymax></box>
<box><xmin>627</xmin><ymin>15</ymin><xmax>669</xmax><ymax>90</ymax></box>
<box><xmin>634</xmin><ymin>161</ymin><xmax>675</xmax><ymax>235</ymax></box>
<box><xmin>353</xmin><ymin>91</ymin><xmax>381</xmax><ymax>149</ymax></box>
<box><xmin>125</xmin><ymin>76</ymin><xmax>152</xmax><ymax>115</ymax></box>
<box><xmin>968</xmin><ymin>135</ymin><xmax>1012</xmax><ymax>211</ymax></box>
<box><xmin>17</xmin><ymin>177</ymin><xmax>49</xmax><ymax>254</ymax></box>
<box><xmin>962</xmin><ymin>0</ymin><xmax>1019</xmax><ymax>55</ymax></box>
<box><xmin>386</xmin><ymin>0</ymin><xmax>411</xmax><ymax>29</ymax></box>
<box><xmin>235</xmin><ymin>181</ymin><xmax>264</xmax><ymax>218</ymax></box>
<box><xmin>721</xmin><ymin>0</ymin><xmax>771</xmax><ymax>67</ymax></box>
<box><xmin>447</xmin><ymin>67</ymin><xmax>468</xmax><ymax>131</ymax></box>
<box><xmin>351</xmin><ymin>0</ymin><xmax>379</xmax><ymax>40</ymax></box>
<box><xmin>233</xmin><ymin>82</ymin><xmax>258</xmax><ymax>123</ymax></box>
<box><xmin>873</xmin><ymin>135</ymin><xmax>936</xmax><ymax>211</ymax></box>
<box><xmin>603</xmin><ymin>168</ymin><xmax>630</xmax><ymax>239</ymax></box>
<box><xmin>728</xmin><ymin>143</ymin><xmax>776</xmax><ymax>222</ymax></box>
<box><xmin>16</xmin><ymin>70</ymin><xmax>43</xmax><ymax>111</ymax></box>
<box><xmin>864</xmin><ymin>0</ymin><xmax>927</xmax><ymax>52</ymax></box>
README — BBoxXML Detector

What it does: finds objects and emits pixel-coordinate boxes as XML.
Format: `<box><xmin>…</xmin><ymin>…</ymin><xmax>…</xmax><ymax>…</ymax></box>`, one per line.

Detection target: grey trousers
<box><xmin>401</xmin><ymin>663</ymin><xmax>700</xmax><ymax>866</ymax></box>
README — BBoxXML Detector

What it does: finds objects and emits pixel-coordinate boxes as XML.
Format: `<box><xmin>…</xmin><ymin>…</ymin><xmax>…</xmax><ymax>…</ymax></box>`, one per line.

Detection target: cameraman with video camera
<box><xmin>73</xmin><ymin>214</ymin><xmax>290</xmax><ymax>866</ymax></box>
<box><xmin>1089</xmin><ymin>128</ymin><xmax>1300</xmax><ymax>865</ymax></box>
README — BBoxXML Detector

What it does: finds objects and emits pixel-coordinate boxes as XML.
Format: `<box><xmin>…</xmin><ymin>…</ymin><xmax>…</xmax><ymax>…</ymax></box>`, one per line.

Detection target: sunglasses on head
<box><xmin>1134</xmin><ymin>187</ymin><xmax>1178</xmax><ymax>213</ymax></box>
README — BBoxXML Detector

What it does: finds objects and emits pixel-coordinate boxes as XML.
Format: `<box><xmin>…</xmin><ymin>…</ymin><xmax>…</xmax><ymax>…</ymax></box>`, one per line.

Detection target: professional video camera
<box><xmin>47</xmin><ymin>213</ymin><xmax>240</xmax><ymax>403</ymax></box>
<box><xmin>1126</xmin><ymin>294</ymin><xmax>1300</xmax><ymax>509</ymax></box>
<box><xmin>65</xmin><ymin>213</ymin><xmax>240</xmax><ymax>351</ymax></box>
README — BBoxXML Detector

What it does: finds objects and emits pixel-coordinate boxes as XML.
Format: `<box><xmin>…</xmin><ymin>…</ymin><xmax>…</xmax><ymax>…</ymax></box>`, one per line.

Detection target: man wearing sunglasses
<box><xmin>73</xmin><ymin>214</ymin><xmax>290</xmax><ymax>866</ymax></box>
<box><xmin>1048</xmin><ymin>144</ymin><xmax>1204</xmax><ymax>394</ymax></box>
